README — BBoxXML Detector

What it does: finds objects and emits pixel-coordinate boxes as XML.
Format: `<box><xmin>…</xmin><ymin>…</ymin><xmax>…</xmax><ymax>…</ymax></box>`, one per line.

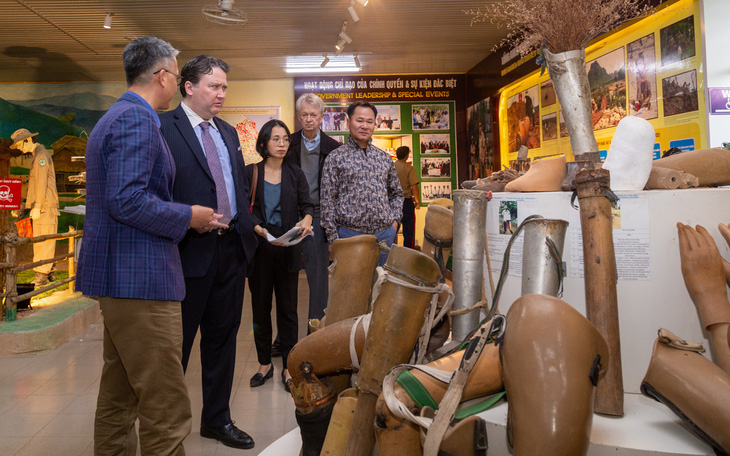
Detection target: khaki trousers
<box><xmin>32</xmin><ymin>212</ymin><xmax>57</xmax><ymax>274</ymax></box>
<box><xmin>95</xmin><ymin>298</ymin><xmax>192</xmax><ymax>456</ymax></box>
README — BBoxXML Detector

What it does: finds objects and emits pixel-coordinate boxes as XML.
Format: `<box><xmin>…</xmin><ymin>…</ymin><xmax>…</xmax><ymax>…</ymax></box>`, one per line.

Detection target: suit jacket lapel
<box><xmin>173</xmin><ymin>104</ymin><xmax>213</xmax><ymax>181</ymax></box>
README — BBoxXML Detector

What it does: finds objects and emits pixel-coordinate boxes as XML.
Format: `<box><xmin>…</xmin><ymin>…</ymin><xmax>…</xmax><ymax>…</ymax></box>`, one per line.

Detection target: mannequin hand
<box><xmin>30</xmin><ymin>208</ymin><xmax>41</xmax><ymax>219</ymax></box>
<box><xmin>719</xmin><ymin>224</ymin><xmax>730</xmax><ymax>286</ymax></box>
<box><xmin>677</xmin><ymin>223</ymin><xmax>727</xmax><ymax>305</ymax></box>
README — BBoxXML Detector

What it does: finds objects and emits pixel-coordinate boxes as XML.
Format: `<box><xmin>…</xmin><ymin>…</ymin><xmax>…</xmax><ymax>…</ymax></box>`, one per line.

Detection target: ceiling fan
<box><xmin>202</xmin><ymin>0</ymin><xmax>247</xmax><ymax>25</ymax></box>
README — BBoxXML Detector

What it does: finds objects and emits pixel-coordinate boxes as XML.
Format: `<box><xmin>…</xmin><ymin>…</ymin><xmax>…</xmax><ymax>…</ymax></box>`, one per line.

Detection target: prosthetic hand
<box><xmin>677</xmin><ymin>223</ymin><xmax>730</xmax><ymax>374</ymax></box>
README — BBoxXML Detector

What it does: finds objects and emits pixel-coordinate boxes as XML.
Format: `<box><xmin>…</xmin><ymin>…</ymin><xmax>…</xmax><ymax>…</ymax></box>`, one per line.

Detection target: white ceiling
<box><xmin>0</xmin><ymin>0</ymin><xmax>509</xmax><ymax>83</ymax></box>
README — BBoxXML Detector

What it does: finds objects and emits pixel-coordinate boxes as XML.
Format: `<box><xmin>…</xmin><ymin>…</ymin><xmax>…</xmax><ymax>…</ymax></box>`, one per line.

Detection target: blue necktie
<box><xmin>200</xmin><ymin>122</ymin><xmax>232</xmax><ymax>224</ymax></box>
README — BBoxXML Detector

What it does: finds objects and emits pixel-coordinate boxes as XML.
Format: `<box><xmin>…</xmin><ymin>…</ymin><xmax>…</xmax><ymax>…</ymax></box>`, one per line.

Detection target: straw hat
<box><xmin>9</xmin><ymin>128</ymin><xmax>39</xmax><ymax>149</ymax></box>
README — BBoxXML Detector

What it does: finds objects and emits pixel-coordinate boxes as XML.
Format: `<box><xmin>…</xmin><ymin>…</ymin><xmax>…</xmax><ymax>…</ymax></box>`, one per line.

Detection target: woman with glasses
<box><xmin>247</xmin><ymin>119</ymin><xmax>314</xmax><ymax>392</ymax></box>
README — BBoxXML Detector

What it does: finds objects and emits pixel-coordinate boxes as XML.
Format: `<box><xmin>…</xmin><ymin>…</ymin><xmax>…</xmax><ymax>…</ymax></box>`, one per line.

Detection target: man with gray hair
<box><xmin>78</xmin><ymin>36</ymin><xmax>225</xmax><ymax>455</ymax></box>
<box><xmin>282</xmin><ymin>93</ymin><xmax>341</xmax><ymax>332</ymax></box>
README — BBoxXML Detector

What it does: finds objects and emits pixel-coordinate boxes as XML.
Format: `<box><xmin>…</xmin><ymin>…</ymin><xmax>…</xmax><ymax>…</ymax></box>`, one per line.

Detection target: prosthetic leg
<box><xmin>501</xmin><ymin>294</ymin><xmax>609</xmax><ymax>456</ymax></box>
<box><xmin>641</xmin><ymin>329</ymin><xmax>730</xmax><ymax>455</ymax></box>
<box><xmin>323</xmin><ymin>234</ymin><xmax>381</xmax><ymax>327</ymax></box>
<box><xmin>653</xmin><ymin>147</ymin><xmax>730</xmax><ymax>187</ymax></box>
<box><xmin>374</xmin><ymin>340</ymin><xmax>503</xmax><ymax>456</ymax></box>
<box><xmin>288</xmin><ymin>316</ymin><xmax>367</xmax><ymax>456</ymax></box>
<box><xmin>422</xmin><ymin>203</ymin><xmax>453</xmax><ymax>281</ymax></box>
<box><xmin>345</xmin><ymin>245</ymin><xmax>443</xmax><ymax>456</ymax></box>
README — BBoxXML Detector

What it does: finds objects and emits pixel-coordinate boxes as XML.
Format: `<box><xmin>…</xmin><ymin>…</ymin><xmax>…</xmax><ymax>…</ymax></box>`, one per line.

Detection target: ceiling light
<box><xmin>103</xmin><ymin>13</ymin><xmax>113</xmax><ymax>29</ymax></box>
<box><xmin>335</xmin><ymin>38</ymin><xmax>347</xmax><ymax>50</ymax></box>
<box><xmin>339</xmin><ymin>31</ymin><xmax>352</xmax><ymax>44</ymax></box>
<box><xmin>321</xmin><ymin>55</ymin><xmax>330</xmax><ymax>68</ymax></box>
<box><xmin>286</xmin><ymin>55</ymin><xmax>362</xmax><ymax>74</ymax></box>
<box><xmin>354</xmin><ymin>54</ymin><xmax>361</xmax><ymax>68</ymax></box>
<box><xmin>334</xmin><ymin>45</ymin><xmax>344</xmax><ymax>56</ymax></box>
<box><xmin>347</xmin><ymin>3</ymin><xmax>360</xmax><ymax>22</ymax></box>
<box><xmin>356</xmin><ymin>0</ymin><xmax>369</xmax><ymax>6</ymax></box>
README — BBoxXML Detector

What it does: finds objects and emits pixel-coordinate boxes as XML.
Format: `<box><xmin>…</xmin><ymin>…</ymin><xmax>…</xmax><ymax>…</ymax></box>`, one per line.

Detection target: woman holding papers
<box><xmin>246</xmin><ymin>119</ymin><xmax>314</xmax><ymax>391</ymax></box>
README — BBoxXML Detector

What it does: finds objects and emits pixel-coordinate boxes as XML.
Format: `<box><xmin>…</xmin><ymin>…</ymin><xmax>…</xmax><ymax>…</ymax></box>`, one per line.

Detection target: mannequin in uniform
<box><xmin>10</xmin><ymin>129</ymin><xmax>60</xmax><ymax>285</ymax></box>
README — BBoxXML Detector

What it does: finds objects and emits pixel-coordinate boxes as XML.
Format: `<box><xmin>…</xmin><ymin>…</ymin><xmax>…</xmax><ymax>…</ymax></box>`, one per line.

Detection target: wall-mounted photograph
<box><xmin>541</xmin><ymin>112</ymin><xmax>558</xmax><ymax>141</ymax></box>
<box><xmin>662</xmin><ymin>69</ymin><xmax>698</xmax><ymax>117</ymax></box>
<box><xmin>421</xmin><ymin>157</ymin><xmax>451</xmax><ymax>178</ymax></box>
<box><xmin>541</xmin><ymin>80</ymin><xmax>557</xmax><ymax>107</ymax></box>
<box><xmin>506</xmin><ymin>85</ymin><xmax>540</xmax><ymax>152</ymax></box>
<box><xmin>412</xmin><ymin>104</ymin><xmax>450</xmax><ymax>130</ymax></box>
<box><xmin>627</xmin><ymin>33</ymin><xmax>658</xmax><ymax>119</ymax></box>
<box><xmin>558</xmin><ymin>111</ymin><xmax>569</xmax><ymax>137</ymax></box>
<box><xmin>587</xmin><ymin>47</ymin><xmax>627</xmax><ymax>130</ymax></box>
<box><xmin>421</xmin><ymin>182</ymin><xmax>452</xmax><ymax>203</ymax></box>
<box><xmin>420</xmin><ymin>133</ymin><xmax>451</xmax><ymax>155</ymax></box>
<box><xmin>467</xmin><ymin>96</ymin><xmax>492</xmax><ymax>179</ymax></box>
<box><xmin>660</xmin><ymin>16</ymin><xmax>695</xmax><ymax>66</ymax></box>
<box><xmin>321</xmin><ymin>106</ymin><xmax>349</xmax><ymax>132</ymax></box>
<box><xmin>374</xmin><ymin>105</ymin><xmax>401</xmax><ymax>131</ymax></box>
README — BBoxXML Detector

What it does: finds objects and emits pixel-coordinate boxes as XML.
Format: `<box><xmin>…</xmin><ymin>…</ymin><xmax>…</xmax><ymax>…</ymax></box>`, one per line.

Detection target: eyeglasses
<box><xmin>270</xmin><ymin>136</ymin><xmax>290</xmax><ymax>144</ymax></box>
<box><xmin>153</xmin><ymin>68</ymin><xmax>183</xmax><ymax>85</ymax></box>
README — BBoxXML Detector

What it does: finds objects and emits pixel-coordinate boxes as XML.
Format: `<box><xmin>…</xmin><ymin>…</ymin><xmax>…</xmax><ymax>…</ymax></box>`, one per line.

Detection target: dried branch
<box><xmin>466</xmin><ymin>0</ymin><xmax>650</xmax><ymax>56</ymax></box>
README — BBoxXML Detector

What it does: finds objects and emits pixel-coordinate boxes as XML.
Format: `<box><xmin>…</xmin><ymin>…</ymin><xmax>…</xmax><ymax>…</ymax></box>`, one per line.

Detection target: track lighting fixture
<box><xmin>347</xmin><ymin>1</ymin><xmax>360</xmax><ymax>22</ymax></box>
<box><xmin>103</xmin><ymin>13</ymin><xmax>113</xmax><ymax>29</ymax></box>
<box><xmin>335</xmin><ymin>39</ymin><xmax>346</xmax><ymax>51</ymax></box>
<box><xmin>334</xmin><ymin>44</ymin><xmax>344</xmax><ymax>56</ymax></box>
<box><xmin>321</xmin><ymin>54</ymin><xmax>330</xmax><ymax>68</ymax></box>
<box><xmin>353</xmin><ymin>54</ymin><xmax>361</xmax><ymax>68</ymax></box>
<box><xmin>355</xmin><ymin>0</ymin><xmax>369</xmax><ymax>6</ymax></box>
<box><xmin>339</xmin><ymin>31</ymin><xmax>352</xmax><ymax>44</ymax></box>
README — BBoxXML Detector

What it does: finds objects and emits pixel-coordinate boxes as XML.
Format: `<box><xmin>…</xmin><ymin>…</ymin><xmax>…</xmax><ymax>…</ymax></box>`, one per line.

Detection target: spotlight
<box><xmin>347</xmin><ymin>3</ymin><xmax>360</xmax><ymax>22</ymax></box>
<box><xmin>321</xmin><ymin>55</ymin><xmax>330</xmax><ymax>68</ymax></box>
<box><xmin>335</xmin><ymin>39</ymin><xmax>346</xmax><ymax>51</ymax></box>
<box><xmin>103</xmin><ymin>13</ymin><xmax>113</xmax><ymax>29</ymax></box>
<box><xmin>339</xmin><ymin>31</ymin><xmax>352</xmax><ymax>44</ymax></box>
<box><xmin>353</xmin><ymin>54</ymin><xmax>361</xmax><ymax>68</ymax></box>
<box><xmin>356</xmin><ymin>0</ymin><xmax>369</xmax><ymax>6</ymax></box>
<box><xmin>334</xmin><ymin>45</ymin><xmax>344</xmax><ymax>56</ymax></box>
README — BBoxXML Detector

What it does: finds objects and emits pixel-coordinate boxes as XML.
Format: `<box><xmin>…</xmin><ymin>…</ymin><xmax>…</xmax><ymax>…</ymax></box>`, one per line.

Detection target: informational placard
<box><xmin>0</xmin><ymin>178</ymin><xmax>22</xmax><ymax>210</ymax></box>
<box><xmin>497</xmin><ymin>0</ymin><xmax>706</xmax><ymax>169</ymax></box>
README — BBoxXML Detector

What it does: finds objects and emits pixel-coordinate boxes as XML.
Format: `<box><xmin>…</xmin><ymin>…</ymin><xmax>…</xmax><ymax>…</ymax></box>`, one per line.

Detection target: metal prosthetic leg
<box><xmin>521</xmin><ymin>218</ymin><xmax>568</xmax><ymax>297</ymax></box>
<box><xmin>452</xmin><ymin>190</ymin><xmax>489</xmax><ymax>341</ymax></box>
<box><xmin>344</xmin><ymin>245</ymin><xmax>443</xmax><ymax>456</ymax></box>
<box><xmin>288</xmin><ymin>317</ymin><xmax>367</xmax><ymax>456</ymax></box>
<box><xmin>501</xmin><ymin>294</ymin><xmax>609</xmax><ymax>456</ymax></box>
<box><xmin>375</xmin><ymin>341</ymin><xmax>503</xmax><ymax>456</ymax></box>
<box><xmin>323</xmin><ymin>234</ymin><xmax>381</xmax><ymax>327</ymax></box>
<box><xmin>641</xmin><ymin>329</ymin><xmax>730</xmax><ymax>455</ymax></box>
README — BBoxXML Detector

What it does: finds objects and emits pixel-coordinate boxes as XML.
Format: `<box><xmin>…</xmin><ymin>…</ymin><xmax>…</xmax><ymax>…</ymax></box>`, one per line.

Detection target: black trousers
<box><xmin>180</xmin><ymin>229</ymin><xmax>245</xmax><ymax>428</ymax></box>
<box><xmin>249</xmin><ymin>225</ymin><xmax>299</xmax><ymax>370</ymax></box>
<box><xmin>399</xmin><ymin>198</ymin><xmax>416</xmax><ymax>249</ymax></box>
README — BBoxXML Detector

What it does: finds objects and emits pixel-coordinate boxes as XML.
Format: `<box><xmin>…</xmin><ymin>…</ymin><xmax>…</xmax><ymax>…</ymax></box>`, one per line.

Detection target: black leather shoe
<box><xmin>250</xmin><ymin>365</ymin><xmax>274</xmax><ymax>387</ymax></box>
<box><xmin>200</xmin><ymin>422</ymin><xmax>255</xmax><ymax>449</ymax></box>
<box><xmin>271</xmin><ymin>340</ymin><xmax>282</xmax><ymax>357</ymax></box>
<box><xmin>282</xmin><ymin>370</ymin><xmax>291</xmax><ymax>393</ymax></box>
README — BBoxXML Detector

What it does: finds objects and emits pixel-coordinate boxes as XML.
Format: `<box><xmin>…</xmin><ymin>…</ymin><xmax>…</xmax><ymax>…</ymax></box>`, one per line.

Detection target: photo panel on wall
<box><xmin>321</xmin><ymin>106</ymin><xmax>349</xmax><ymax>132</ymax></box>
<box><xmin>419</xmin><ymin>133</ymin><xmax>451</xmax><ymax>155</ymax></box>
<box><xmin>420</xmin><ymin>157</ymin><xmax>451</xmax><ymax>179</ymax></box>
<box><xmin>421</xmin><ymin>182</ymin><xmax>452</xmax><ymax>203</ymax></box>
<box><xmin>412</xmin><ymin>104</ymin><xmax>450</xmax><ymax>130</ymax></box>
<box><xmin>374</xmin><ymin>104</ymin><xmax>401</xmax><ymax>131</ymax></box>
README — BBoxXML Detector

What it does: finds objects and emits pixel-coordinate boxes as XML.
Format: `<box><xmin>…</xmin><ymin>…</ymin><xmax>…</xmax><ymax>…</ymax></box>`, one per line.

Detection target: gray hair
<box><xmin>296</xmin><ymin>93</ymin><xmax>324</xmax><ymax>114</ymax></box>
<box><xmin>122</xmin><ymin>36</ymin><xmax>179</xmax><ymax>86</ymax></box>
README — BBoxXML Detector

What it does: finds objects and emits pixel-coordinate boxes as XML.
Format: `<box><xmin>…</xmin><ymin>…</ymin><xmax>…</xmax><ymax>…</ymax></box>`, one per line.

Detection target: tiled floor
<box><xmin>0</xmin><ymin>273</ymin><xmax>311</xmax><ymax>455</ymax></box>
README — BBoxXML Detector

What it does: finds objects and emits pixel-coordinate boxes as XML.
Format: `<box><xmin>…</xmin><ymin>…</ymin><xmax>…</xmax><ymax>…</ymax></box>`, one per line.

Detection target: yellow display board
<box><xmin>498</xmin><ymin>0</ymin><xmax>706</xmax><ymax>168</ymax></box>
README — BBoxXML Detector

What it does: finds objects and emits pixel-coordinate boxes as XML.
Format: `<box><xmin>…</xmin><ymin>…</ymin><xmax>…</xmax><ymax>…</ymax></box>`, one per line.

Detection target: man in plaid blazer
<box><xmin>77</xmin><ymin>37</ymin><xmax>225</xmax><ymax>455</ymax></box>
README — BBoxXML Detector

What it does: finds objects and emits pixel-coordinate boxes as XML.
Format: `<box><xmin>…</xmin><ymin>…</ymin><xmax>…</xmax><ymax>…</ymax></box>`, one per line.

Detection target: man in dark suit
<box><xmin>285</xmin><ymin>93</ymin><xmax>342</xmax><ymax>330</ymax></box>
<box><xmin>78</xmin><ymin>37</ymin><xmax>225</xmax><ymax>455</ymax></box>
<box><xmin>160</xmin><ymin>55</ymin><xmax>258</xmax><ymax>450</ymax></box>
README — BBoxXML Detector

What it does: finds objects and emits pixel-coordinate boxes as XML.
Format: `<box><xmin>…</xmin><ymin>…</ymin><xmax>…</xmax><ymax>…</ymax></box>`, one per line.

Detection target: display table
<box><xmin>260</xmin><ymin>393</ymin><xmax>714</xmax><ymax>455</ymax></box>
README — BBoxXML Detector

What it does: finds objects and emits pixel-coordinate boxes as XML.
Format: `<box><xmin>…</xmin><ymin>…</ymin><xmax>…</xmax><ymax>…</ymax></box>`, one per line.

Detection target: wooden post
<box><xmin>575</xmin><ymin>168</ymin><xmax>624</xmax><ymax>416</ymax></box>
<box><xmin>68</xmin><ymin>225</ymin><xmax>75</xmax><ymax>293</ymax></box>
<box><xmin>4</xmin><ymin>240</ymin><xmax>17</xmax><ymax>321</ymax></box>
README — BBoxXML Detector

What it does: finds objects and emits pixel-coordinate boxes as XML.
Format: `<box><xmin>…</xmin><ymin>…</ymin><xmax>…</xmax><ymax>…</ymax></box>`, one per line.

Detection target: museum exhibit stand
<box><xmin>261</xmin><ymin>187</ymin><xmax>729</xmax><ymax>456</ymax></box>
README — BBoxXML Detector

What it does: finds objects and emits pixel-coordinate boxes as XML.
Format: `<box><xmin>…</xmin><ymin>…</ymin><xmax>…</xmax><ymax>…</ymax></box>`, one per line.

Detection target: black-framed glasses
<box><xmin>153</xmin><ymin>68</ymin><xmax>183</xmax><ymax>85</ymax></box>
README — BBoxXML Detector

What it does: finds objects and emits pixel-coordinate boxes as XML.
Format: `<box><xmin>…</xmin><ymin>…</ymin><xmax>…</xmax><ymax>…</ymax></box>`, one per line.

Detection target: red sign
<box><xmin>0</xmin><ymin>178</ymin><xmax>22</xmax><ymax>210</ymax></box>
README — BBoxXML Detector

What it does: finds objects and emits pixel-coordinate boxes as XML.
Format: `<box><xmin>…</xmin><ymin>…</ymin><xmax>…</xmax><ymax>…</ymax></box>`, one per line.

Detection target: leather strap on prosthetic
<box><xmin>641</xmin><ymin>328</ymin><xmax>730</xmax><ymax>455</ymax></box>
<box><xmin>501</xmin><ymin>294</ymin><xmax>609</xmax><ymax>456</ymax></box>
<box><xmin>344</xmin><ymin>245</ymin><xmax>443</xmax><ymax>456</ymax></box>
<box><xmin>422</xmin><ymin>204</ymin><xmax>454</xmax><ymax>282</ymax></box>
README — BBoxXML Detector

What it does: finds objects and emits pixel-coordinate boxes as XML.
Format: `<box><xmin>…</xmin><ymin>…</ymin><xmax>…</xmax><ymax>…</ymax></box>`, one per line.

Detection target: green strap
<box><xmin>396</xmin><ymin>371</ymin><xmax>506</xmax><ymax>421</ymax></box>
<box><xmin>396</xmin><ymin>370</ymin><xmax>439</xmax><ymax>411</ymax></box>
